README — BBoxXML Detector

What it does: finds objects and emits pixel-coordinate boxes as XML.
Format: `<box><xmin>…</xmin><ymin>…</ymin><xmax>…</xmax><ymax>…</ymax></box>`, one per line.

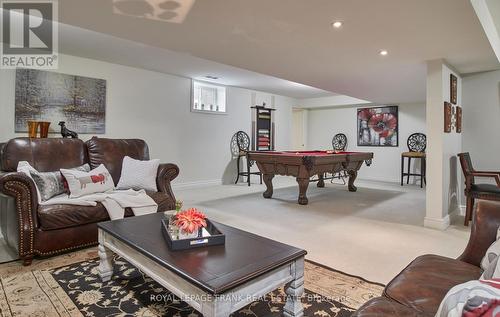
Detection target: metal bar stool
<box><xmin>401</xmin><ymin>133</ymin><xmax>426</xmax><ymax>188</ymax></box>
<box><xmin>231</xmin><ymin>131</ymin><xmax>262</xmax><ymax>186</ymax></box>
<box><xmin>330</xmin><ymin>133</ymin><xmax>348</xmax><ymax>184</ymax></box>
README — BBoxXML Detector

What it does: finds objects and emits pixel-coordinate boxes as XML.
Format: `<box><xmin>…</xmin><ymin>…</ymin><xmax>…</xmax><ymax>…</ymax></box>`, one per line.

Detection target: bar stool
<box><xmin>330</xmin><ymin>133</ymin><xmax>348</xmax><ymax>183</ymax></box>
<box><xmin>231</xmin><ymin>131</ymin><xmax>262</xmax><ymax>186</ymax></box>
<box><xmin>401</xmin><ymin>133</ymin><xmax>426</xmax><ymax>188</ymax></box>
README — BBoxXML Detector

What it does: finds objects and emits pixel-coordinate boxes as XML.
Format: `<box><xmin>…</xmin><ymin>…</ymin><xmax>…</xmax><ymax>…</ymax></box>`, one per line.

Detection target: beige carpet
<box><xmin>0</xmin><ymin>247</ymin><xmax>383</xmax><ymax>317</ymax></box>
<box><xmin>176</xmin><ymin>178</ymin><xmax>470</xmax><ymax>284</ymax></box>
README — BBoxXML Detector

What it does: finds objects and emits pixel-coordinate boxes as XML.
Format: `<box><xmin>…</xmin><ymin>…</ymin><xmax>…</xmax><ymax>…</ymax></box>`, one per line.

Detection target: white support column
<box><xmin>424</xmin><ymin>60</ymin><xmax>463</xmax><ymax>230</ymax></box>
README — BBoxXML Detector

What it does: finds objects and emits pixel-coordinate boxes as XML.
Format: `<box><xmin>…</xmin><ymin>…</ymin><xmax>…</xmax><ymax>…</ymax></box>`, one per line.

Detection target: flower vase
<box><xmin>39</xmin><ymin>121</ymin><xmax>51</xmax><ymax>138</ymax></box>
<box><xmin>178</xmin><ymin>230</ymin><xmax>199</xmax><ymax>240</ymax></box>
<box><xmin>27</xmin><ymin>121</ymin><xmax>39</xmax><ymax>138</ymax></box>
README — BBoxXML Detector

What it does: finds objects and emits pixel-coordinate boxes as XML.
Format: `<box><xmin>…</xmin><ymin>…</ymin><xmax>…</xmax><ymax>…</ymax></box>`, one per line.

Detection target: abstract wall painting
<box><xmin>444</xmin><ymin>102</ymin><xmax>452</xmax><ymax>133</ymax></box>
<box><xmin>450</xmin><ymin>74</ymin><xmax>457</xmax><ymax>105</ymax></box>
<box><xmin>456</xmin><ymin>106</ymin><xmax>462</xmax><ymax>133</ymax></box>
<box><xmin>15</xmin><ymin>69</ymin><xmax>106</xmax><ymax>133</ymax></box>
<box><xmin>357</xmin><ymin>105</ymin><xmax>398</xmax><ymax>147</ymax></box>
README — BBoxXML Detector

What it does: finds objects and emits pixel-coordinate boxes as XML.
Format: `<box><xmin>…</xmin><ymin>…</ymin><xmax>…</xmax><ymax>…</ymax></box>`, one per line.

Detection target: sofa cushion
<box><xmin>352</xmin><ymin>297</ymin><xmax>428</xmax><ymax>317</ymax></box>
<box><xmin>480</xmin><ymin>226</ymin><xmax>500</xmax><ymax>272</ymax></box>
<box><xmin>29</xmin><ymin>163</ymin><xmax>91</xmax><ymax>201</ymax></box>
<box><xmin>116</xmin><ymin>156</ymin><xmax>160</xmax><ymax>192</ymax></box>
<box><xmin>1</xmin><ymin>138</ymin><xmax>88</xmax><ymax>172</ymax></box>
<box><xmin>85</xmin><ymin>137</ymin><xmax>150</xmax><ymax>185</ymax></box>
<box><xmin>61</xmin><ymin>164</ymin><xmax>114</xmax><ymax>198</ymax></box>
<box><xmin>435</xmin><ymin>279</ymin><xmax>500</xmax><ymax>317</ymax></box>
<box><xmin>38</xmin><ymin>191</ymin><xmax>171</xmax><ymax>230</ymax></box>
<box><xmin>384</xmin><ymin>255</ymin><xmax>482</xmax><ymax>315</ymax></box>
<box><xmin>471</xmin><ymin>184</ymin><xmax>500</xmax><ymax>195</ymax></box>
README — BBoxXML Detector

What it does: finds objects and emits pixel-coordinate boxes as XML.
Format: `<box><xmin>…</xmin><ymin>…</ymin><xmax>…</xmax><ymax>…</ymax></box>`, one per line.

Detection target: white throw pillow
<box><xmin>61</xmin><ymin>164</ymin><xmax>114</xmax><ymax>198</ymax></box>
<box><xmin>17</xmin><ymin>161</ymin><xmax>91</xmax><ymax>202</ymax></box>
<box><xmin>481</xmin><ymin>256</ymin><xmax>500</xmax><ymax>280</ymax></box>
<box><xmin>17</xmin><ymin>161</ymin><xmax>42</xmax><ymax>202</ymax></box>
<box><xmin>116</xmin><ymin>156</ymin><xmax>159</xmax><ymax>192</ymax></box>
<box><xmin>435</xmin><ymin>279</ymin><xmax>500</xmax><ymax>317</ymax></box>
<box><xmin>480</xmin><ymin>227</ymin><xmax>500</xmax><ymax>271</ymax></box>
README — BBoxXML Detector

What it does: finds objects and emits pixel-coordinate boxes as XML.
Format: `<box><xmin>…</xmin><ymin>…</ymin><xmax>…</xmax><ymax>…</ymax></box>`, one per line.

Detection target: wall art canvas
<box><xmin>456</xmin><ymin>106</ymin><xmax>462</xmax><ymax>133</ymax></box>
<box><xmin>450</xmin><ymin>74</ymin><xmax>457</xmax><ymax>105</ymax></box>
<box><xmin>444</xmin><ymin>102</ymin><xmax>452</xmax><ymax>133</ymax></box>
<box><xmin>357</xmin><ymin>105</ymin><xmax>398</xmax><ymax>147</ymax></box>
<box><xmin>15</xmin><ymin>69</ymin><xmax>106</xmax><ymax>133</ymax></box>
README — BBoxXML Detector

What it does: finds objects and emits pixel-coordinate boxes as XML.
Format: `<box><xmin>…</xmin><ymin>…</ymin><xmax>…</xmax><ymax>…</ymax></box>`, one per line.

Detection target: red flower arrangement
<box><xmin>173</xmin><ymin>208</ymin><xmax>207</xmax><ymax>234</ymax></box>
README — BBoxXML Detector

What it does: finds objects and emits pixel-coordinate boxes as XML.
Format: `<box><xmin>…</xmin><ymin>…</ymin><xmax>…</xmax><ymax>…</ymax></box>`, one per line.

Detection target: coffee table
<box><xmin>97</xmin><ymin>212</ymin><xmax>307</xmax><ymax>317</ymax></box>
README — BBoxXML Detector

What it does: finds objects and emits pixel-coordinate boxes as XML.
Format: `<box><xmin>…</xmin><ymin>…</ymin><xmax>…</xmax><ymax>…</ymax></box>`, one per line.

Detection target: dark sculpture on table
<box><xmin>58</xmin><ymin>121</ymin><xmax>78</xmax><ymax>139</ymax></box>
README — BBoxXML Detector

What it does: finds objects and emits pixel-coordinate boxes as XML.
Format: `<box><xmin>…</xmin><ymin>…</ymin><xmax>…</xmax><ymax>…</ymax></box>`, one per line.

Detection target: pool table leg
<box><xmin>297</xmin><ymin>178</ymin><xmax>309</xmax><ymax>205</ymax></box>
<box><xmin>317</xmin><ymin>174</ymin><xmax>325</xmax><ymax>188</ymax></box>
<box><xmin>262</xmin><ymin>174</ymin><xmax>274</xmax><ymax>198</ymax></box>
<box><xmin>347</xmin><ymin>170</ymin><xmax>358</xmax><ymax>192</ymax></box>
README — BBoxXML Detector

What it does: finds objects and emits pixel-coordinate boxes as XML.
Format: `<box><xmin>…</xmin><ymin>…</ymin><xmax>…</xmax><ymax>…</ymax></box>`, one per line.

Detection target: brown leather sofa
<box><xmin>0</xmin><ymin>137</ymin><xmax>179</xmax><ymax>265</ymax></box>
<box><xmin>353</xmin><ymin>200</ymin><xmax>499</xmax><ymax>316</ymax></box>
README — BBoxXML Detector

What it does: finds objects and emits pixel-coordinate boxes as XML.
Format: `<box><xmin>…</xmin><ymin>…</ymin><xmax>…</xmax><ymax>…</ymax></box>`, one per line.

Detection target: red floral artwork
<box><xmin>173</xmin><ymin>208</ymin><xmax>207</xmax><ymax>234</ymax></box>
<box><xmin>368</xmin><ymin>113</ymin><xmax>397</xmax><ymax>138</ymax></box>
<box><xmin>357</xmin><ymin>106</ymin><xmax>398</xmax><ymax>146</ymax></box>
<box><xmin>357</xmin><ymin>108</ymin><xmax>374</xmax><ymax>121</ymax></box>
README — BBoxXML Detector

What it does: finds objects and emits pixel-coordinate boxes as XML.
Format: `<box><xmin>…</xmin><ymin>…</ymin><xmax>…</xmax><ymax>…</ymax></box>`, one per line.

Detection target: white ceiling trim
<box><xmin>471</xmin><ymin>0</ymin><xmax>500</xmax><ymax>63</ymax></box>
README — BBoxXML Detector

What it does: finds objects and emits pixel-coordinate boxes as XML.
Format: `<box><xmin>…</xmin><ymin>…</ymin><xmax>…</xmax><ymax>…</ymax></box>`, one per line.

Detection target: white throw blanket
<box><xmin>42</xmin><ymin>189</ymin><xmax>158</xmax><ymax>220</ymax></box>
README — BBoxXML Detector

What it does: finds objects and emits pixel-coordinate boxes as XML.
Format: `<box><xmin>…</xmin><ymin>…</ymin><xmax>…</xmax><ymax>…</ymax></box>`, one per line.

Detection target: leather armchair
<box><xmin>353</xmin><ymin>200</ymin><xmax>500</xmax><ymax>316</ymax></box>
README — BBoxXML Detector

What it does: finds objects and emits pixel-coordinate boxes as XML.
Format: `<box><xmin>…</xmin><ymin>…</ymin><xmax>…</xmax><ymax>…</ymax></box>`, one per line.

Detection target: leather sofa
<box><xmin>0</xmin><ymin>137</ymin><xmax>179</xmax><ymax>265</ymax></box>
<box><xmin>353</xmin><ymin>200</ymin><xmax>500</xmax><ymax>316</ymax></box>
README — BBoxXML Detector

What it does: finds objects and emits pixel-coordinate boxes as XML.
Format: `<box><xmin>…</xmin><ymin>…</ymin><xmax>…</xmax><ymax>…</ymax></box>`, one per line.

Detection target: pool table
<box><xmin>247</xmin><ymin>150</ymin><xmax>373</xmax><ymax>205</ymax></box>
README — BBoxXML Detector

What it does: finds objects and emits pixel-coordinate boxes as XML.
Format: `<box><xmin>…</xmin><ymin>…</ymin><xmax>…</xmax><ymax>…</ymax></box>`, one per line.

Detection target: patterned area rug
<box><xmin>0</xmin><ymin>248</ymin><xmax>383</xmax><ymax>317</ymax></box>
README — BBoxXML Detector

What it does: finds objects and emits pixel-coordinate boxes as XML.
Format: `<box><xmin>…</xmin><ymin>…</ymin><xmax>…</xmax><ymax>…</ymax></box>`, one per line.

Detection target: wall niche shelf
<box><xmin>251</xmin><ymin>104</ymin><xmax>275</xmax><ymax>151</ymax></box>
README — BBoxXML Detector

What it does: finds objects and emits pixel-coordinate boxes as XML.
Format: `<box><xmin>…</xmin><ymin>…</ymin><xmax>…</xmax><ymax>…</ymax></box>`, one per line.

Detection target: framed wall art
<box><xmin>456</xmin><ymin>106</ymin><xmax>462</xmax><ymax>133</ymax></box>
<box><xmin>357</xmin><ymin>105</ymin><xmax>398</xmax><ymax>147</ymax></box>
<box><xmin>15</xmin><ymin>69</ymin><xmax>106</xmax><ymax>134</ymax></box>
<box><xmin>450</xmin><ymin>74</ymin><xmax>457</xmax><ymax>105</ymax></box>
<box><xmin>444</xmin><ymin>101</ymin><xmax>452</xmax><ymax>133</ymax></box>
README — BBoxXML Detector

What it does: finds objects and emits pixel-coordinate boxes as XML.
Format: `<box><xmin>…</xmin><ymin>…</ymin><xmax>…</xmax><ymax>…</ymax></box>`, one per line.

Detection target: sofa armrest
<box><xmin>0</xmin><ymin>172</ymin><xmax>39</xmax><ymax>259</ymax></box>
<box><xmin>458</xmin><ymin>200</ymin><xmax>500</xmax><ymax>266</ymax></box>
<box><xmin>156</xmin><ymin>163</ymin><xmax>179</xmax><ymax>206</ymax></box>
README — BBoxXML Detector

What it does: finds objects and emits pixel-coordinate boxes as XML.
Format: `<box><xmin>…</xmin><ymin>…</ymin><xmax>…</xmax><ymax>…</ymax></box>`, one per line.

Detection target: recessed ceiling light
<box><xmin>332</xmin><ymin>21</ymin><xmax>343</xmax><ymax>28</ymax></box>
<box><xmin>379</xmin><ymin>50</ymin><xmax>388</xmax><ymax>56</ymax></box>
<box><xmin>205</xmin><ymin>75</ymin><xmax>219</xmax><ymax>80</ymax></box>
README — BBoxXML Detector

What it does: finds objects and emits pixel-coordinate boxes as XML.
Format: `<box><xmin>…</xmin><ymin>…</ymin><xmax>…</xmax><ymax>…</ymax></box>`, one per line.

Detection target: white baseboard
<box><xmin>358</xmin><ymin>176</ymin><xmax>400</xmax><ymax>184</ymax></box>
<box><xmin>448</xmin><ymin>207</ymin><xmax>463</xmax><ymax>224</ymax></box>
<box><xmin>459</xmin><ymin>205</ymin><xmax>466</xmax><ymax>216</ymax></box>
<box><xmin>172</xmin><ymin>179</ymin><xmax>222</xmax><ymax>190</ymax></box>
<box><xmin>358</xmin><ymin>176</ymin><xmax>424</xmax><ymax>185</ymax></box>
<box><xmin>424</xmin><ymin>215</ymin><xmax>450</xmax><ymax>230</ymax></box>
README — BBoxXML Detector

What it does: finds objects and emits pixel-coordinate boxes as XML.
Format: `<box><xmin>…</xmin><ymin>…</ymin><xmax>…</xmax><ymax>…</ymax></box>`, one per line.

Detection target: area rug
<box><xmin>0</xmin><ymin>248</ymin><xmax>383</xmax><ymax>317</ymax></box>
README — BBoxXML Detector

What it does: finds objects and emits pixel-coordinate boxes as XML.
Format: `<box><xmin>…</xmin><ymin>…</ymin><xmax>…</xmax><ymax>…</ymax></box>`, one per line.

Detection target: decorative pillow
<box><xmin>17</xmin><ymin>161</ymin><xmax>90</xmax><ymax>202</ymax></box>
<box><xmin>61</xmin><ymin>164</ymin><xmax>114</xmax><ymax>198</ymax></box>
<box><xmin>116</xmin><ymin>156</ymin><xmax>160</xmax><ymax>192</ymax></box>
<box><xmin>480</xmin><ymin>227</ymin><xmax>500</xmax><ymax>271</ymax></box>
<box><xmin>481</xmin><ymin>256</ymin><xmax>500</xmax><ymax>280</ymax></box>
<box><xmin>30</xmin><ymin>164</ymin><xmax>90</xmax><ymax>201</ymax></box>
<box><xmin>435</xmin><ymin>279</ymin><xmax>500</xmax><ymax>317</ymax></box>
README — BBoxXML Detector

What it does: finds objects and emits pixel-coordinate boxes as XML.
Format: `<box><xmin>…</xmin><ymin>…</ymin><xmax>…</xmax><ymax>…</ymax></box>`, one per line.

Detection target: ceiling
<box><xmin>49</xmin><ymin>1</ymin><xmax>500</xmax><ymax>102</ymax></box>
<box><xmin>57</xmin><ymin>24</ymin><xmax>335</xmax><ymax>99</ymax></box>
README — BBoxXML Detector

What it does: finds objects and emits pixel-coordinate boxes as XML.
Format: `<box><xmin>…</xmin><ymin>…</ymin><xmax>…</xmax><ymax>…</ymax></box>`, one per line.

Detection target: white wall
<box><xmin>0</xmin><ymin>54</ymin><xmax>295</xmax><ymax>186</ymax></box>
<box><xmin>462</xmin><ymin>70</ymin><xmax>500</xmax><ymax>172</ymax></box>
<box><xmin>304</xmin><ymin>103</ymin><xmax>426</xmax><ymax>183</ymax></box>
